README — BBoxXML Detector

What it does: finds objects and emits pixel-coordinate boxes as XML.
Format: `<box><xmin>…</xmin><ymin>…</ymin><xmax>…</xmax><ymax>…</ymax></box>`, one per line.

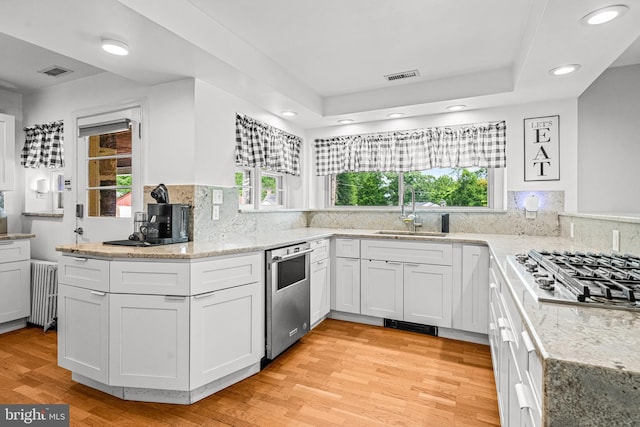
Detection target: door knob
<box><xmin>74</xmin><ymin>227</ymin><xmax>84</xmax><ymax>235</ymax></box>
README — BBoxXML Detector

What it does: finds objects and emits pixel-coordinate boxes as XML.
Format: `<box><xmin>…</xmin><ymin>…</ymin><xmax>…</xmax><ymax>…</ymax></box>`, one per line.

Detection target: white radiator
<box><xmin>28</xmin><ymin>260</ymin><xmax>58</xmax><ymax>332</ymax></box>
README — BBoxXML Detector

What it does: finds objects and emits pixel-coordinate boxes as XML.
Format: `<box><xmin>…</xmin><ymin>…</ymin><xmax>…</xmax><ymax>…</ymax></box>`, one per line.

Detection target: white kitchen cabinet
<box><xmin>360</xmin><ymin>259</ymin><xmax>403</xmax><ymax>320</ymax></box>
<box><xmin>335</xmin><ymin>238</ymin><xmax>360</xmax><ymax>258</ymax></box>
<box><xmin>0</xmin><ymin>239</ymin><xmax>30</xmax><ymax>328</ymax></box>
<box><xmin>0</xmin><ymin>113</ymin><xmax>15</xmax><ymax>191</ymax></box>
<box><xmin>334</xmin><ymin>257</ymin><xmax>361</xmax><ymax>314</ymax></box>
<box><xmin>459</xmin><ymin>244</ymin><xmax>489</xmax><ymax>334</ymax></box>
<box><xmin>109</xmin><ymin>293</ymin><xmax>190</xmax><ymax>390</ymax></box>
<box><xmin>311</xmin><ymin>239</ymin><xmax>331</xmax><ymax>327</ymax></box>
<box><xmin>489</xmin><ymin>255</ymin><xmax>542</xmax><ymax>427</ymax></box>
<box><xmin>57</xmin><ymin>284</ymin><xmax>110</xmax><ymax>383</ymax></box>
<box><xmin>190</xmin><ymin>282</ymin><xmax>262</xmax><ymax>388</ymax></box>
<box><xmin>57</xmin><ymin>250</ymin><xmax>264</xmax><ymax>403</ymax></box>
<box><xmin>404</xmin><ymin>262</ymin><xmax>453</xmax><ymax>327</ymax></box>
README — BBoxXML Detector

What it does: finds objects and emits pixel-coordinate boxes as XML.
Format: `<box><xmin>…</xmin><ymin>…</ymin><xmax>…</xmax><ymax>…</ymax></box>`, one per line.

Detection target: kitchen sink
<box><xmin>374</xmin><ymin>230</ymin><xmax>448</xmax><ymax>237</ymax></box>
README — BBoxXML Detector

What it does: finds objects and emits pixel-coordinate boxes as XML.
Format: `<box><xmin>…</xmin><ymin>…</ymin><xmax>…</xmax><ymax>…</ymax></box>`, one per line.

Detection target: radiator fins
<box><xmin>28</xmin><ymin>260</ymin><xmax>58</xmax><ymax>332</ymax></box>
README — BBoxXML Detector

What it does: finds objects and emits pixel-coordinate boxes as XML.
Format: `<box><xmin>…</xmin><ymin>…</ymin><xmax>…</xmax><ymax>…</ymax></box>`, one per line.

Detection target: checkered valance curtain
<box><xmin>314</xmin><ymin>121</ymin><xmax>506</xmax><ymax>176</ymax></box>
<box><xmin>21</xmin><ymin>120</ymin><xmax>65</xmax><ymax>168</ymax></box>
<box><xmin>235</xmin><ymin>113</ymin><xmax>302</xmax><ymax>176</ymax></box>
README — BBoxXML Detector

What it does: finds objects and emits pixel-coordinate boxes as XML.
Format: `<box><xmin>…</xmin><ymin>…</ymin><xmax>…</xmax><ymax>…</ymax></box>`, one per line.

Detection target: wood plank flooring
<box><xmin>0</xmin><ymin>319</ymin><xmax>499</xmax><ymax>426</ymax></box>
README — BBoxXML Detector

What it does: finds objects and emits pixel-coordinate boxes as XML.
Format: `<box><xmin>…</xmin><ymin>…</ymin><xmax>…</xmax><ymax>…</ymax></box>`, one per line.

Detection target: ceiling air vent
<box><xmin>38</xmin><ymin>65</ymin><xmax>74</xmax><ymax>78</ymax></box>
<box><xmin>384</xmin><ymin>69</ymin><xmax>420</xmax><ymax>82</ymax></box>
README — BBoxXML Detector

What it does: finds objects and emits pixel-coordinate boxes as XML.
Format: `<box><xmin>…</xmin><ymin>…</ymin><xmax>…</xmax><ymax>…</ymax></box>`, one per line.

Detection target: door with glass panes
<box><xmin>75</xmin><ymin>108</ymin><xmax>141</xmax><ymax>243</ymax></box>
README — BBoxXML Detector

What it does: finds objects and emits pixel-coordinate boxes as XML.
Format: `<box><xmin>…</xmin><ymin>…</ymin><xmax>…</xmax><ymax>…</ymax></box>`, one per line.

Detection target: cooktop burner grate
<box><xmin>511</xmin><ymin>250</ymin><xmax>640</xmax><ymax>310</ymax></box>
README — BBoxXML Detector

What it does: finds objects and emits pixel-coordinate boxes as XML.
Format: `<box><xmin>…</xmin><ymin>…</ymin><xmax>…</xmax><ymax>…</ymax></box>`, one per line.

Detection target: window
<box><xmin>236</xmin><ymin>167</ymin><xmax>286</xmax><ymax>209</ymax></box>
<box><xmin>85</xmin><ymin>129</ymin><xmax>133</xmax><ymax>218</ymax></box>
<box><xmin>331</xmin><ymin>168</ymin><xmax>492</xmax><ymax>208</ymax></box>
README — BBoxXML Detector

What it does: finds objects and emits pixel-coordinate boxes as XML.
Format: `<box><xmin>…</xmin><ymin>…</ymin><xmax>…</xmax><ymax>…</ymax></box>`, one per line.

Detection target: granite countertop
<box><xmin>55</xmin><ymin>228</ymin><xmax>640</xmax><ymax>382</ymax></box>
<box><xmin>0</xmin><ymin>233</ymin><xmax>35</xmax><ymax>240</ymax></box>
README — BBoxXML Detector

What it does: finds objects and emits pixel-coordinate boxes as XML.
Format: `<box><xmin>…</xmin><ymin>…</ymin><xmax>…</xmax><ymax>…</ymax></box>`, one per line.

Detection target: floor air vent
<box><xmin>384</xmin><ymin>69</ymin><xmax>420</xmax><ymax>81</ymax></box>
<box><xmin>384</xmin><ymin>319</ymin><xmax>438</xmax><ymax>336</ymax></box>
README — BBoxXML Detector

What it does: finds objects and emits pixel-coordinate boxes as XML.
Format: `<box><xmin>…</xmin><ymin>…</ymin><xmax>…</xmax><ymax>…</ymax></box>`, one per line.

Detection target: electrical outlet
<box><xmin>570</xmin><ymin>222</ymin><xmax>575</xmax><ymax>238</ymax></box>
<box><xmin>612</xmin><ymin>230</ymin><xmax>620</xmax><ymax>252</ymax></box>
<box><xmin>212</xmin><ymin>189</ymin><xmax>223</xmax><ymax>204</ymax></box>
<box><xmin>212</xmin><ymin>205</ymin><xmax>220</xmax><ymax>221</ymax></box>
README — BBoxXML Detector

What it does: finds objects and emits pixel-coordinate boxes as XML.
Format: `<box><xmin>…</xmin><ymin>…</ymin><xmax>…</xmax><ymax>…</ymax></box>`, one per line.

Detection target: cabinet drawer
<box><xmin>310</xmin><ymin>239</ymin><xmax>329</xmax><ymax>262</ymax></box>
<box><xmin>335</xmin><ymin>238</ymin><xmax>360</xmax><ymax>258</ymax></box>
<box><xmin>59</xmin><ymin>255</ymin><xmax>110</xmax><ymax>292</ymax></box>
<box><xmin>191</xmin><ymin>252</ymin><xmax>262</xmax><ymax>295</ymax></box>
<box><xmin>110</xmin><ymin>261</ymin><xmax>190</xmax><ymax>295</ymax></box>
<box><xmin>0</xmin><ymin>239</ymin><xmax>30</xmax><ymax>263</ymax></box>
<box><xmin>361</xmin><ymin>239</ymin><xmax>452</xmax><ymax>265</ymax></box>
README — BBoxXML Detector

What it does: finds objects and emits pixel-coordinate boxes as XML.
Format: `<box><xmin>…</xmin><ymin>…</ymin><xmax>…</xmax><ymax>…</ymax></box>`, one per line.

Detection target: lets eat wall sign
<box><xmin>524</xmin><ymin>115</ymin><xmax>559</xmax><ymax>181</ymax></box>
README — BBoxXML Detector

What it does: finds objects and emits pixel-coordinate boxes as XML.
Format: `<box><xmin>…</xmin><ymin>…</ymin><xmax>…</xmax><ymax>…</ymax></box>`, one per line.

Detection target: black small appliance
<box><xmin>146</xmin><ymin>203</ymin><xmax>190</xmax><ymax>244</ymax></box>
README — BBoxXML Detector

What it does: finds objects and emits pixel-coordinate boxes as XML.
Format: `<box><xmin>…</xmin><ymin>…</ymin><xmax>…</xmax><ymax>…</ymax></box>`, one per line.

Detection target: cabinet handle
<box><xmin>500</xmin><ymin>329</ymin><xmax>515</xmax><ymax>343</ymax></box>
<box><xmin>515</xmin><ymin>383</ymin><xmax>533</xmax><ymax>409</ymax></box>
<box><xmin>405</xmin><ymin>263</ymin><xmax>420</xmax><ymax>267</ymax></box>
<box><xmin>72</xmin><ymin>257</ymin><xmax>88</xmax><ymax>262</ymax></box>
<box><xmin>386</xmin><ymin>261</ymin><xmax>402</xmax><ymax>265</ymax></box>
<box><xmin>497</xmin><ymin>317</ymin><xmax>509</xmax><ymax>329</ymax></box>
<box><xmin>165</xmin><ymin>296</ymin><xmax>187</xmax><ymax>301</ymax></box>
<box><xmin>90</xmin><ymin>290</ymin><xmax>106</xmax><ymax>296</ymax></box>
<box><xmin>0</xmin><ymin>241</ymin><xmax>14</xmax><ymax>246</ymax></box>
<box><xmin>194</xmin><ymin>291</ymin><xmax>216</xmax><ymax>299</ymax></box>
<box><xmin>521</xmin><ymin>331</ymin><xmax>536</xmax><ymax>353</ymax></box>
<box><xmin>317</xmin><ymin>259</ymin><xmax>326</xmax><ymax>265</ymax></box>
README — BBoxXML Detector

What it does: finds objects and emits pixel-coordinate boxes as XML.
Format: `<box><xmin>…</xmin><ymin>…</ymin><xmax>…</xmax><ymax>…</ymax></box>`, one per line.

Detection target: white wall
<box><xmin>193</xmin><ymin>79</ymin><xmax>305</xmax><ymax>207</ymax></box>
<box><xmin>305</xmin><ymin>98</ymin><xmax>579</xmax><ymax>211</ymax></box>
<box><xmin>577</xmin><ymin>64</ymin><xmax>640</xmax><ymax>213</ymax></box>
<box><xmin>0</xmin><ymin>87</ymin><xmax>23</xmax><ymax>233</ymax></box>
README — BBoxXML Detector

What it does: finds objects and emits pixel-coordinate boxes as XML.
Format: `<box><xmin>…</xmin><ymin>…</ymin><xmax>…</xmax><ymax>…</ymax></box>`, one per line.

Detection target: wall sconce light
<box><xmin>525</xmin><ymin>194</ymin><xmax>539</xmax><ymax>219</ymax></box>
<box><xmin>36</xmin><ymin>179</ymin><xmax>49</xmax><ymax>199</ymax></box>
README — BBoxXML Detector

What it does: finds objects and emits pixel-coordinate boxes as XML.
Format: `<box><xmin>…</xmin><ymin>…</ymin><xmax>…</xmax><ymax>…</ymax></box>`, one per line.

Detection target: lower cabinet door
<box><xmin>403</xmin><ymin>263</ymin><xmax>453</xmax><ymax>327</ymax></box>
<box><xmin>360</xmin><ymin>259</ymin><xmax>403</xmax><ymax>320</ymax></box>
<box><xmin>58</xmin><ymin>284</ymin><xmax>109</xmax><ymax>384</ymax></box>
<box><xmin>0</xmin><ymin>260</ymin><xmax>30</xmax><ymax>323</ymax></box>
<box><xmin>109</xmin><ymin>294</ymin><xmax>190</xmax><ymax>390</ymax></box>
<box><xmin>334</xmin><ymin>257</ymin><xmax>361</xmax><ymax>314</ymax></box>
<box><xmin>190</xmin><ymin>282</ymin><xmax>263</xmax><ymax>389</ymax></box>
<box><xmin>310</xmin><ymin>258</ymin><xmax>330</xmax><ymax>327</ymax></box>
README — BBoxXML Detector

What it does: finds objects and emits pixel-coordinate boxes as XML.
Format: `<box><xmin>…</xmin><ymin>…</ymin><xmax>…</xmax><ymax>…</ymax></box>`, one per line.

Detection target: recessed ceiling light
<box><xmin>549</xmin><ymin>64</ymin><xmax>581</xmax><ymax>76</ymax></box>
<box><xmin>581</xmin><ymin>5</ymin><xmax>629</xmax><ymax>25</ymax></box>
<box><xmin>387</xmin><ymin>113</ymin><xmax>405</xmax><ymax>118</ymax></box>
<box><xmin>338</xmin><ymin>119</ymin><xmax>355</xmax><ymax>124</ymax></box>
<box><xmin>101</xmin><ymin>39</ymin><xmax>129</xmax><ymax>56</ymax></box>
<box><xmin>446</xmin><ymin>105</ymin><xmax>466</xmax><ymax>112</ymax></box>
<box><xmin>281</xmin><ymin>111</ymin><xmax>297</xmax><ymax>117</ymax></box>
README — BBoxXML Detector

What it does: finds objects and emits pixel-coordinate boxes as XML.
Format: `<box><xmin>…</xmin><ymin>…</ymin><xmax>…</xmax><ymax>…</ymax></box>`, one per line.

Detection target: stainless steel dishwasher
<box><xmin>265</xmin><ymin>242</ymin><xmax>313</xmax><ymax>360</ymax></box>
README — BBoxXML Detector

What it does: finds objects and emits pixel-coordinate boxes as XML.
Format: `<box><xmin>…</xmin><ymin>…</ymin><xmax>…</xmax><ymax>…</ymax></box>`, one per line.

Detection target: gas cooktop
<box><xmin>508</xmin><ymin>250</ymin><xmax>640</xmax><ymax>311</ymax></box>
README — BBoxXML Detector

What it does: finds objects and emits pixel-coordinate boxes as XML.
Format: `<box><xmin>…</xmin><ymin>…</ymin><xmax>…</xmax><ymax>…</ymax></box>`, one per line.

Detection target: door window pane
<box><xmin>86</xmin><ymin>129</ymin><xmax>132</xmax><ymax>218</ymax></box>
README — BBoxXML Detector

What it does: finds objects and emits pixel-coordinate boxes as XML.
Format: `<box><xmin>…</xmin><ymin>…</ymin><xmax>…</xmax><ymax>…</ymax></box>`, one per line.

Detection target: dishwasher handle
<box><xmin>271</xmin><ymin>248</ymin><xmax>314</xmax><ymax>263</ymax></box>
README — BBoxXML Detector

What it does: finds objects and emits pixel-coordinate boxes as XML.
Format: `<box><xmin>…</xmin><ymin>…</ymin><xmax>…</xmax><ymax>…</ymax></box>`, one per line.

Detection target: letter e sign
<box><xmin>524</xmin><ymin>115</ymin><xmax>559</xmax><ymax>181</ymax></box>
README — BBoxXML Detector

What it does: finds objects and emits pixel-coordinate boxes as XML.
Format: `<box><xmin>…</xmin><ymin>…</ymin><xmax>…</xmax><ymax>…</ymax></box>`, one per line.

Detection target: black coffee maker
<box><xmin>145</xmin><ymin>184</ymin><xmax>190</xmax><ymax>244</ymax></box>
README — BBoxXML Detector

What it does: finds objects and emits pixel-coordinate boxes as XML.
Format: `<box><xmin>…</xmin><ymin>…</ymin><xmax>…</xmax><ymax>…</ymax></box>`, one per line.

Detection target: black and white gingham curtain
<box><xmin>235</xmin><ymin>113</ymin><xmax>302</xmax><ymax>176</ymax></box>
<box><xmin>314</xmin><ymin>121</ymin><xmax>506</xmax><ymax>176</ymax></box>
<box><xmin>21</xmin><ymin>121</ymin><xmax>65</xmax><ymax>168</ymax></box>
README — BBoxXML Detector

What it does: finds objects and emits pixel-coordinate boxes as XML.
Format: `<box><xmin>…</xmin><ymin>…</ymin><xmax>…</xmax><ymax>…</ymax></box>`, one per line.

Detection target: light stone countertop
<box><xmin>56</xmin><ymin>228</ymin><xmax>640</xmax><ymax>424</ymax></box>
<box><xmin>0</xmin><ymin>233</ymin><xmax>35</xmax><ymax>240</ymax></box>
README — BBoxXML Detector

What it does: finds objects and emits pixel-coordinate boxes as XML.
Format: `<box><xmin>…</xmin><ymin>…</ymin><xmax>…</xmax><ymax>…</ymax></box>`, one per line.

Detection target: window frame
<box><xmin>236</xmin><ymin>166</ymin><xmax>287</xmax><ymax>210</ymax></box>
<box><xmin>325</xmin><ymin>168</ymin><xmax>505</xmax><ymax>210</ymax></box>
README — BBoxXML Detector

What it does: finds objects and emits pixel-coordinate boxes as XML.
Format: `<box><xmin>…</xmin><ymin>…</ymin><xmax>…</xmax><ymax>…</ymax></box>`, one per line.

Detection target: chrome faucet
<box><xmin>401</xmin><ymin>185</ymin><xmax>422</xmax><ymax>232</ymax></box>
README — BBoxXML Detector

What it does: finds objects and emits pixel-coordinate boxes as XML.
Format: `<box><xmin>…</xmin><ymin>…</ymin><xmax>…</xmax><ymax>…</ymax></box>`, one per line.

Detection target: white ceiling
<box><xmin>1</xmin><ymin>0</ymin><xmax>639</xmax><ymax>129</ymax></box>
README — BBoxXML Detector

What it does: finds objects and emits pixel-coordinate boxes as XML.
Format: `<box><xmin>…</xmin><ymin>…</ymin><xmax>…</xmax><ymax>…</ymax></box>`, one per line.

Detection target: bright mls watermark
<box><xmin>1</xmin><ymin>405</ymin><xmax>69</xmax><ymax>426</ymax></box>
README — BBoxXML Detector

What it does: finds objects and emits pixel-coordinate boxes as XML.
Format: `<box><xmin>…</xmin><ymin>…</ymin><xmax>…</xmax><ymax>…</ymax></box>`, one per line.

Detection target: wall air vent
<box><xmin>384</xmin><ymin>69</ymin><xmax>420</xmax><ymax>81</ymax></box>
<box><xmin>38</xmin><ymin>66</ymin><xmax>73</xmax><ymax>78</ymax></box>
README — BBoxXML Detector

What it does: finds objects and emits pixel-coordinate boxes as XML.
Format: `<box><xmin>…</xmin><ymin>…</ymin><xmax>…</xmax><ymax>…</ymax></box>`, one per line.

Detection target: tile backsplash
<box><xmin>0</xmin><ymin>191</ymin><xmax>4</xmax><ymax>209</ymax></box>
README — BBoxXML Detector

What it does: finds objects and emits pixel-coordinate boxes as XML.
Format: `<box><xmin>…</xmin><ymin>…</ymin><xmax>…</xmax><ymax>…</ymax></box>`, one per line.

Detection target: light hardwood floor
<box><xmin>0</xmin><ymin>319</ymin><xmax>499</xmax><ymax>426</ymax></box>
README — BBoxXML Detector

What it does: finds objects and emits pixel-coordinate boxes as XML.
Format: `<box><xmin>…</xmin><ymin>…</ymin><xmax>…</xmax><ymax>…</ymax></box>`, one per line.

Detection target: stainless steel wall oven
<box><xmin>265</xmin><ymin>242</ymin><xmax>312</xmax><ymax>360</ymax></box>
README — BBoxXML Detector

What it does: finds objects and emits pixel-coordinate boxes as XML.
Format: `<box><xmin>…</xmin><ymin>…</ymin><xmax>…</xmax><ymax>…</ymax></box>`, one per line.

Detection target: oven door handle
<box><xmin>272</xmin><ymin>248</ymin><xmax>314</xmax><ymax>263</ymax></box>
